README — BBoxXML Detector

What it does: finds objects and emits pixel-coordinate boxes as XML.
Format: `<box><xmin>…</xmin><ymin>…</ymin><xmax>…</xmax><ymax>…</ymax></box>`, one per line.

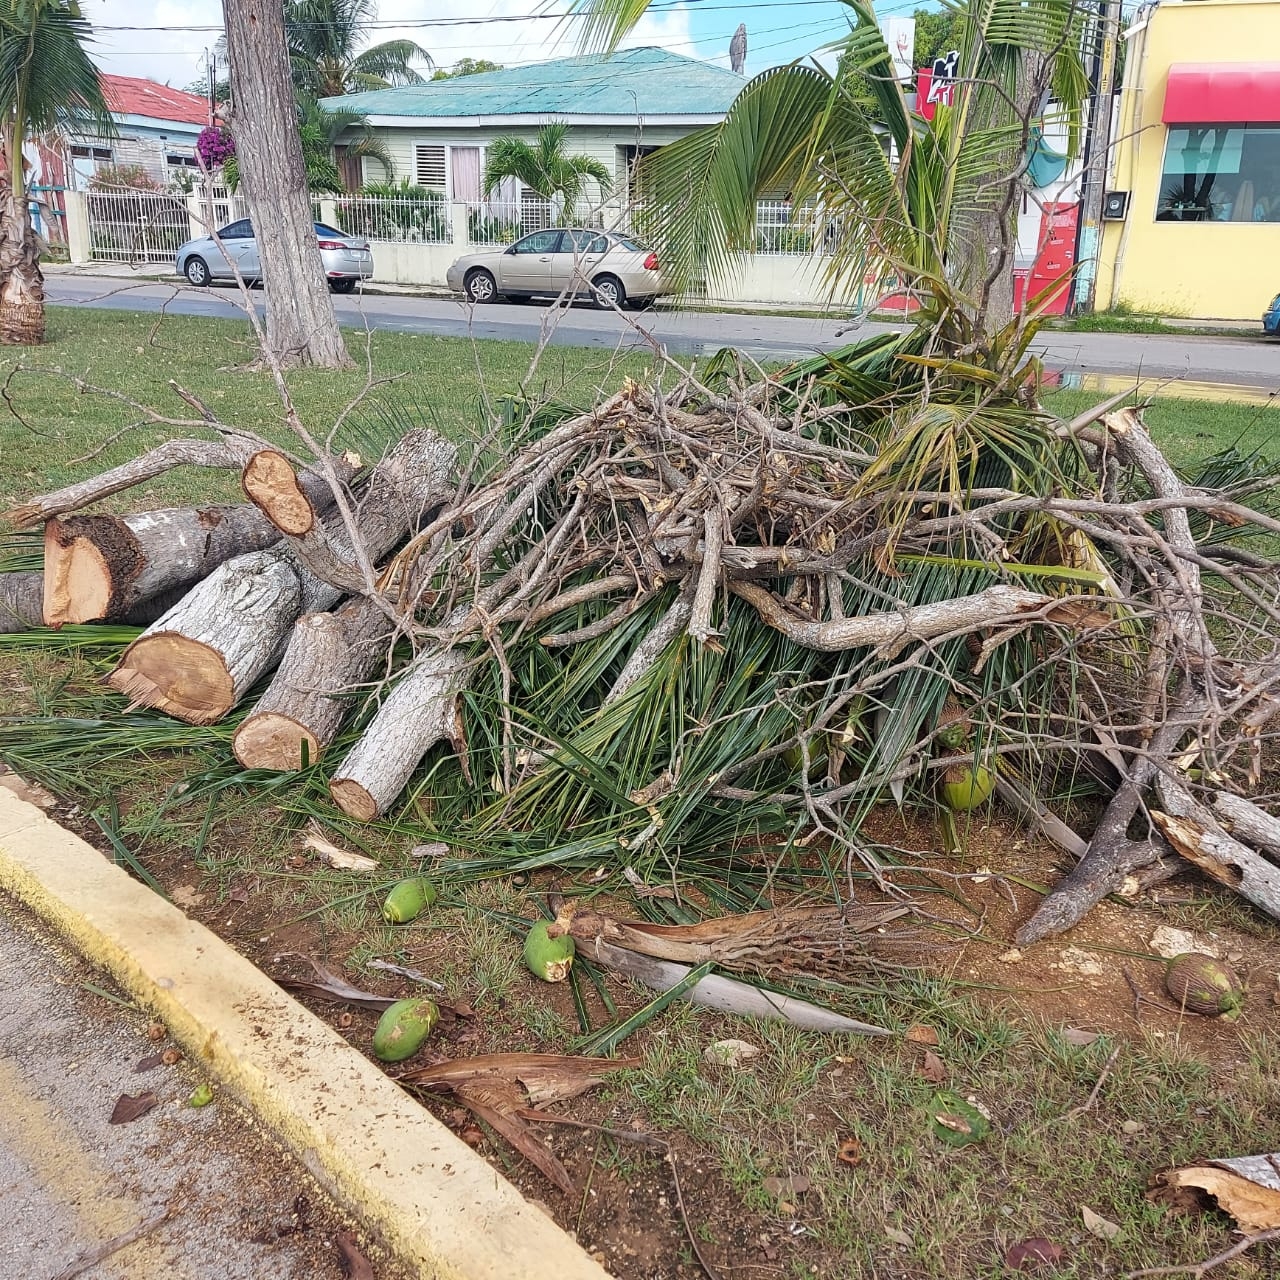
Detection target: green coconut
<box><xmin>524</xmin><ymin>919</ymin><xmax>576</xmax><ymax>983</ymax></box>
<box><xmin>382</xmin><ymin>877</ymin><xmax>438</xmax><ymax>924</ymax></box>
<box><xmin>1164</xmin><ymin>953</ymin><xmax>1245</xmax><ymax>1021</ymax></box>
<box><xmin>940</xmin><ymin>762</ymin><xmax>996</xmax><ymax>811</ymax></box>
<box><xmin>936</xmin><ymin>697</ymin><xmax>970</xmax><ymax>750</ymax></box>
<box><xmin>372</xmin><ymin>998</ymin><xmax>440</xmax><ymax>1062</ymax></box>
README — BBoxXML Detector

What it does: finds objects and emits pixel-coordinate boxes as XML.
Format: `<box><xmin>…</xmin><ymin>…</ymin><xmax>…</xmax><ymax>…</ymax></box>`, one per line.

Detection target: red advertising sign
<box><xmin>917</xmin><ymin>51</ymin><xmax>959</xmax><ymax>121</ymax></box>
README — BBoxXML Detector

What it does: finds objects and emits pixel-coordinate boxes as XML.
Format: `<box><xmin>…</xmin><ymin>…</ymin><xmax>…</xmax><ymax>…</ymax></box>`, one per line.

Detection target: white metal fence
<box><xmin>333</xmin><ymin>193</ymin><xmax>451</xmax><ymax>243</ymax></box>
<box><xmin>461</xmin><ymin>200</ymin><xmax>532</xmax><ymax>246</ymax></box>
<box><xmin>85</xmin><ymin>187</ymin><xmax>193</xmax><ymax>263</ymax></box>
<box><xmin>753</xmin><ymin>201</ymin><xmax>833</xmax><ymax>256</ymax></box>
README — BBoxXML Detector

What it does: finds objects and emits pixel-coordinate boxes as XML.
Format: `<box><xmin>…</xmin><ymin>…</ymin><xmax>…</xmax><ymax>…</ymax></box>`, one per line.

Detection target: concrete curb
<box><xmin>0</xmin><ymin>790</ymin><xmax>610</xmax><ymax>1280</ymax></box>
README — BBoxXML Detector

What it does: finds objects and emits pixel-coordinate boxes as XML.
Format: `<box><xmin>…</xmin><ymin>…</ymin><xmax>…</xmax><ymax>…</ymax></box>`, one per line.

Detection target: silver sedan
<box><xmin>447</xmin><ymin>228</ymin><xmax>666</xmax><ymax>308</ymax></box>
<box><xmin>175</xmin><ymin>219</ymin><xmax>374</xmax><ymax>293</ymax></box>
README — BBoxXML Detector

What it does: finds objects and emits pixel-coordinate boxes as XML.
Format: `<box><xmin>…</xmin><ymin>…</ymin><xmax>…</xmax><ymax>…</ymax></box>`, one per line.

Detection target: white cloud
<box><xmin>81</xmin><ymin>0</ymin><xmax>696</xmax><ymax>90</ymax></box>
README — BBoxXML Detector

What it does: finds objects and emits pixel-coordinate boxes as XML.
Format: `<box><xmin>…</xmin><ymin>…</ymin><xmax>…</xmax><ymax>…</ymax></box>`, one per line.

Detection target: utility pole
<box><xmin>1072</xmin><ymin>0</ymin><xmax>1121</xmax><ymax>313</ymax></box>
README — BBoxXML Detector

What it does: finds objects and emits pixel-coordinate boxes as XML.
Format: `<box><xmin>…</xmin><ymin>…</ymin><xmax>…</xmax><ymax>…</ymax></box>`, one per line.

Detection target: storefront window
<box><xmin>1157</xmin><ymin>125</ymin><xmax>1280</xmax><ymax>222</ymax></box>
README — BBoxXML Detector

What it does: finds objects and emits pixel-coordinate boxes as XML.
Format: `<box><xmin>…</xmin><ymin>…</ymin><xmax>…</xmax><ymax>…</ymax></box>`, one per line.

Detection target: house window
<box><xmin>71</xmin><ymin>145</ymin><xmax>113</xmax><ymax>161</ymax></box>
<box><xmin>414</xmin><ymin>144</ymin><xmax>447</xmax><ymax>191</ymax></box>
<box><xmin>1157</xmin><ymin>124</ymin><xmax>1280</xmax><ymax>222</ymax></box>
<box><xmin>166</xmin><ymin>153</ymin><xmax>199</xmax><ymax>168</ymax></box>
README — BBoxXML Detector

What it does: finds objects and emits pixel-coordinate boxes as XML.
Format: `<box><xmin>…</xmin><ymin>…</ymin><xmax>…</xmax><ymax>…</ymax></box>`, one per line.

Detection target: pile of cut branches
<box><xmin>3</xmin><ymin>330</ymin><xmax>1280</xmax><ymax>942</ymax></box>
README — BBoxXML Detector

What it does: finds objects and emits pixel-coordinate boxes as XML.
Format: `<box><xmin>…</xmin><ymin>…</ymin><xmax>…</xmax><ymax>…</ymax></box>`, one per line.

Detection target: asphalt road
<box><xmin>44</xmin><ymin>273</ymin><xmax>1280</xmax><ymax>390</ymax></box>
<box><xmin>0</xmin><ymin>897</ymin><xmax>389</xmax><ymax>1280</ymax></box>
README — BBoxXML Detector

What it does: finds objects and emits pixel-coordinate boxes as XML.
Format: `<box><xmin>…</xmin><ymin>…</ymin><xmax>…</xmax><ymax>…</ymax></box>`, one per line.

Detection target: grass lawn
<box><xmin>2</xmin><ymin>307</ymin><xmax>1278</xmax><ymax>1279</ymax></box>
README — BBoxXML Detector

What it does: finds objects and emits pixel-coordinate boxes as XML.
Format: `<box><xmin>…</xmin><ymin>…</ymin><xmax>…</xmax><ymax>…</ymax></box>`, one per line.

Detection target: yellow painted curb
<box><xmin>0</xmin><ymin>790</ymin><xmax>611</xmax><ymax>1280</ymax></box>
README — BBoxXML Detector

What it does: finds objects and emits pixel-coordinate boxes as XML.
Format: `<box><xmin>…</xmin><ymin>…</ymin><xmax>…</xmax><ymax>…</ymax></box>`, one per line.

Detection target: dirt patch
<box><xmin>13</xmin><ymin>783</ymin><xmax>1280</xmax><ymax>1280</ymax></box>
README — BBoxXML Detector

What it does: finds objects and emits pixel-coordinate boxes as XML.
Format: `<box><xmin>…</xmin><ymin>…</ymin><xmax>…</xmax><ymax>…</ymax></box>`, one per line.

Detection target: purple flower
<box><xmin>196</xmin><ymin>126</ymin><xmax>235</xmax><ymax>170</ymax></box>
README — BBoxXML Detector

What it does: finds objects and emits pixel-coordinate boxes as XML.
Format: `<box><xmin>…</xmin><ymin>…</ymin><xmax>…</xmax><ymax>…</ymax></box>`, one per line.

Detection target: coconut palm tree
<box><xmin>0</xmin><ymin>0</ymin><xmax>111</xmax><ymax>345</ymax></box>
<box><xmin>570</xmin><ymin>0</ymin><xmax>1087</xmax><ymax>334</ymax></box>
<box><xmin>286</xmin><ymin>0</ymin><xmax>431</xmax><ymax>98</ymax></box>
<box><xmin>482</xmin><ymin>122</ymin><xmax>612</xmax><ymax>221</ymax></box>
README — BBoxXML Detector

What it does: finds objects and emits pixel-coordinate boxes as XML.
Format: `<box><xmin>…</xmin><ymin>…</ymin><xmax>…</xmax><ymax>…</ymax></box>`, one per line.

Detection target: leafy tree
<box><xmin>431</xmin><ymin>58</ymin><xmax>502</xmax><ymax>80</ymax></box>
<box><xmin>571</xmin><ymin>0</ymin><xmax>1085</xmax><ymax>332</ymax></box>
<box><xmin>286</xmin><ymin>0</ymin><xmax>431</xmax><ymax>97</ymax></box>
<box><xmin>482</xmin><ymin>122</ymin><xmax>611</xmax><ymax>220</ymax></box>
<box><xmin>0</xmin><ymin>0</ymin><xmax>112</xmax><ymax>345</ymax></box>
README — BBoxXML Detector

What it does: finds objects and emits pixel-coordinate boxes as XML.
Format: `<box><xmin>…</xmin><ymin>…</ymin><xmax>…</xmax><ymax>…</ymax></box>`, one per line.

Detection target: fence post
<box><xmin>185</xmin><ymin>191</ymin><xmax>206</xmax><ymax>239</ymax></box>
<box><xmin>63</xmin><ymin>190</ymin><xmax>91</xmax><ymax>264</ymax></box>
<box><xmin>319</xmin><ymin>198</ymin><xmax>339</xmax><ymax>228</ymax></box>
<box><xmin>451</xmin><ymin>202</ymin><xmax>469</xmax><ymax>249</ymax></box>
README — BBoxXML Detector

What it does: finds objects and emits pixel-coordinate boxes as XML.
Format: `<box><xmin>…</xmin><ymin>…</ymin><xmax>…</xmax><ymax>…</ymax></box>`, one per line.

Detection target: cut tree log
<box><xmin>108</xmin><ymin>429</ymin><xmax>457</xmax><ymax>724</ymax></box>
<box><xmin>1212</xmin><ymin>790</ymin><xmax>1280</xmax><ymax>862</ymax></box>
<box><xmin>231</xmin><ymin>597</ymin><xmax>393</xmax><ymax>770</ymax></box>
<box><xmin>1154</xmin><ymin>776</ymin><xmax>1280</xmax><ymax>923</ymax></box>
<box><xmin>240</xmin><ymin>449</ymin><xmax>350</xmax><ymax>536</ymax></box>
<box><xmin>328</xmin><ymin>645</ymin><xmax>469</xmax><ymax>821</ymax></box>
<box><xmin>109</xmin><ymin>549</ymin><xmax>304</xmax><ymax>724</ymax></box>
<box><xmin>0</xmin><ymin>572</ymin><xmax>43</xmax><ymax>632</ymax></box>
<box><xmin>42</xmin><ymin>505</ymin><xmax>281</xmax><ymax>625</ymax></box>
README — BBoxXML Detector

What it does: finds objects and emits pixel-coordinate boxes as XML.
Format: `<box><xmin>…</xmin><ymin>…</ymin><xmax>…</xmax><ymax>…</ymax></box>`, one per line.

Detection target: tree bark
<box><xmin>1155</xmin><ymin>777</ymin><xmax>1280</xmax><ymax>923</ymax></box>
<box><xmin>0</xmin><ymin>573</ymin><xmax>43</xmax><ymax>632</ymax></box>
<box><xmin>231</xmin><ymin>597</ymin><xmax>393</xmax><ymax>770</ymax></box>
<box><xmin>329</xmin><ymin>646</ymin><xmax>469</xmax><ymax>821</ymax></box>
<box><xmin>1212</xmin><ymin>791</ymin><xmax>1280</xmax><ymax>862</ymax></box>
<box><xmin>42</xmin><ymin>505</ymin><xmax>281</xmax><ymax>625</ymax></box>
<box><xmin>0</xmin><ymin>177</ymin><xmax>45</xmax><ymax>346</ymax></box>
<box><xmin>221</xmin><ymin>0</ymin><xmax>353</xmax><ymax>370</ymax></box>
<box><xmin>109</xmin><ymin>550</ymin><xmax>304</xmax><ymax>723</ymax></box>
<box><xmin>108</xmin><ymin>430</ymin><xmax>456</xmax><ymax>724</ymax></box>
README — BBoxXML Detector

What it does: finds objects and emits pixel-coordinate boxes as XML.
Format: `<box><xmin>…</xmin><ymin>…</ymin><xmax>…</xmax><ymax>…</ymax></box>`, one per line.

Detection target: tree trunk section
<box><xmin>1212</xmin><ymin>791</ymin><xmax>1280</xmax><ymax>861</ymax></box>
<box><xmin>241</xmin><ymin>449</ymin><xmax>341</xmax><ymax>535</ymax></box>
<box><xmin>0</xmin><ymin>573</ymin><xmax>43</xmax><ymax>633</ymax></box>
<box><xmin>329</xmin><ymin>648</ymin><xmax>469</xmax><ymax>821</ymax></box>
<box><xmin>109</xmin><ymin>550</ymin><xmax>303</xmax><ymax>724</ymax></box>
<box><xmin>42</xmin><ymin>505</ymin><xmax>281</xmax><ymax>625</ymax></box>
<box><xmin>107</xmin><ymin>430</ymin><xmax>456</xmax><ymax>724</ymax></box>
<box><xmin>231</xmin><ymin>597</ymin><xmax>393</xmax><ymax>770</ymax></box>
<box><xmin>0</xmin><ymin>179</ymin><xmax>45</xmax><ymax>346</ymax></box>
<box><xmin>221</xmin><ymin>0</ymin><xmax>353</xmax><ymax>370</ymax></box>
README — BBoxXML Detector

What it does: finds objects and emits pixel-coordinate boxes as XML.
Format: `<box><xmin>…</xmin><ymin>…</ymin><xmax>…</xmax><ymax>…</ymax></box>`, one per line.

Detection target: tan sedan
<box><xmin>446</xmin><ymin>227</ymin><xmax>666</xmax><ymax>309</ymax></box>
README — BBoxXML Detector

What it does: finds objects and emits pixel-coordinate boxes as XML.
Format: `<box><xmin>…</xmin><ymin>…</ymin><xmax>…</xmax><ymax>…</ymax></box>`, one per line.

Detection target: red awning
<box><xmin>1163</xmin><ymin>62</ymin><xmax>1280</xmax><ymax>125</ymax></box>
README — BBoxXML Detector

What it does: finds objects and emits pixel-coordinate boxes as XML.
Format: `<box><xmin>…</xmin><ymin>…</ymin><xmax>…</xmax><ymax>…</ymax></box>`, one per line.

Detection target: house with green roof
<box><xmin>321</xmin><ymin>47</ymin><xmax>742</xmax><ymax>218</ymax></box>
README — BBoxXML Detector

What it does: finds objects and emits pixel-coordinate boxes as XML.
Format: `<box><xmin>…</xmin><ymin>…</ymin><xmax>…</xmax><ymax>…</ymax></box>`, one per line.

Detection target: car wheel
<box><xmin>465</xmin><ymin>268</ymin><xmax>498</xmax><ymax>304</ymax></box>
<box><xmin>592</xmin><ymin>275</ymin><xmax>625</xmax><ymax>309</ymax></box>
<box><xmin>184</xmin><ymin>256</ymin><xmax>210</xmax><ymax>287</ymax></box>
<box><xmin>330</xmin><ymin>278</ymin><xmax>357</xmax><ymax>294</ymax></box>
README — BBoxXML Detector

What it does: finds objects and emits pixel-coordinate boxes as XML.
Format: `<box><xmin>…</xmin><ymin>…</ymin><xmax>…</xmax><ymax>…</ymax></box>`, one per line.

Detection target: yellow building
<box><xmin>1095</xmin><ymin>0</ymin><xmax>1280</xmax><ymax>320</ymax></box>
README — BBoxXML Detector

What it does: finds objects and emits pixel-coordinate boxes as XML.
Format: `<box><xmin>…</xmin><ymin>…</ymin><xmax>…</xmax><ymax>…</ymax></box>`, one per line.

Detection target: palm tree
<box><xmin>286</xmin><ymin>0</ymin><xmax>431</xmax><ymax>98</ymax></box>
<box><xmin>482</xmin><ymin>122</ymin><xmax>612</xmax><ymax>221</ymax></box>
<box><xmin>570</xmin><ymin>0</ymin><xmax>1087</xmax><ymax>334</ymax></box>
<box><xmin>223</xmin><ymin>98</ymin><xmax>394</xmax><ymax>194</ymax></box>
<box><xmin>0</xmin><ymin>0</ymin><xmax>111</xmax><ymax>345</ymax></box>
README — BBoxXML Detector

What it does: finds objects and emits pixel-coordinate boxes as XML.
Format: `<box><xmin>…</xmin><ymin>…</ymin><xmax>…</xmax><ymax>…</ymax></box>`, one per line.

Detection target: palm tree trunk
<box><xmin>0</xmin><ymin>178</ymin><xmax>45</xmax><ymax>346</ymax></box>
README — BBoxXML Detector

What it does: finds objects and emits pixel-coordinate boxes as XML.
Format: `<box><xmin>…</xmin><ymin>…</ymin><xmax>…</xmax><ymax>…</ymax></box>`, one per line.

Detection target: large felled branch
<box><xmin>730</xmin><ymin>581</ymin><xmax>1056</xmax><ymax>655</ymax></box>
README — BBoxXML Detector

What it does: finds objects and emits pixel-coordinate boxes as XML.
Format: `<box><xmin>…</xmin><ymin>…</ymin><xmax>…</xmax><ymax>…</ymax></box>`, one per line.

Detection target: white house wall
<box><xmin>363</xmin><ymin>122</ymin><xmax>700</xmax><ymax>203</ymax></box>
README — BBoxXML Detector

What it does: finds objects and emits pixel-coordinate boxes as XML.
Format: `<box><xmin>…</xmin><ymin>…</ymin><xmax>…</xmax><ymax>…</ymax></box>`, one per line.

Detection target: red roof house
<box><xmin>100</xmin><ymin>75</ymin><xmax>211</xmax><ymax>128</ymax></box>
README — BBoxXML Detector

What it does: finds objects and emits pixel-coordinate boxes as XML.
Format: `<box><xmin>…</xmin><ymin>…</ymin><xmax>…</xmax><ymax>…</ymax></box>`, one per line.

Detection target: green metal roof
<box><xmin>321</xmin><ymin>47</ymin><xmax>743</xmax><ymax>120</ymax></box>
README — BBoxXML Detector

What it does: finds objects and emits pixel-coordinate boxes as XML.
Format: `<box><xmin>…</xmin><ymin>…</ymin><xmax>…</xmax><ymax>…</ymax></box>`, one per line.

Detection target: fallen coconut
<box><xmin>524</xmin><ymin>919</ymin><xmax>576</xmax><ymax>983</ymax></box>
<box><xmin>372</xmin><ymin>997</ymin><xmax>440</xmax><ymax>1062</ymax></box>
<box><xmin>1164</xmin><ymin>953</ymin><xmax>1245</xmax><ymax>1021</ymax></box>
<box><xmin>382</xmin><ymin>876</ymin><xmax>438</xmax><ymax>924</ymax></box>
<box><xmin>941</xmin><ymin>761</ymin><xmax>995</xmax><ymax>811</ymax></box>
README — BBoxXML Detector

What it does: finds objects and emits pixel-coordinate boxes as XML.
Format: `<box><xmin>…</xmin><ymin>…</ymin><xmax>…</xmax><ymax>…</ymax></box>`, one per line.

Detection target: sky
<box><xmin>78</xmin><ymin>0</ymin><xmax>931</xmax><ymax>93</ymax></box>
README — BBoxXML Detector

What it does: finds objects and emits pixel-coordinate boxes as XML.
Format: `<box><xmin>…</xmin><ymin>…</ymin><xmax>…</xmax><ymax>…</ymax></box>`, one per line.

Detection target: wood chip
<box><xmin>302</xmin><ymin>826</ymin><xmax>378</xmax><ymax>872</ymax></box>
<box><xmin>905</xmin><ymin>1024</ymin><xmax>939</xmax><ymax>1046</ymax></box>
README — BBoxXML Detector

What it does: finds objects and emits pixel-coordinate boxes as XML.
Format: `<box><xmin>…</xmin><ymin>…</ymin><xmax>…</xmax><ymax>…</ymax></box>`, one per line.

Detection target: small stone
<box><xmin>1057</xmin><ymin>946</ymin><xmax>1104</xmax><ymax>977</ymax></box>
<box><xmin>1121</xmin><ymin>1120</ymin><xmax>1145</xmax><ymax>1135</ymax></box>
<box><xmin>885</xmin><ymin>1226</ymin><xmax>913</xmax><ymax>1248</ymax></box>
<box><xmin>704</xmin><ymin>1039</ymin><xmax>762</xmax><ymax>1069</ymax></box>
<box><xmin>146</xmin><ymin>1022</ymin><xmax>166</xmax><ymax>1042</ymax></box>
<box><xmin>1149</xmin><ymin>925</ymin><xmax>1219</xmax><ymax>960</ymax></box>
<box><xmin>998</xmin><ymin>948</ymin><xmax>1023</xmax><ymax>963</ymax></box>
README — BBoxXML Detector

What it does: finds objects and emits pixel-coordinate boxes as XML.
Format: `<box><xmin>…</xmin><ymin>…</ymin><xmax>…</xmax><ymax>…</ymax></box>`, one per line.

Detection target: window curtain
<box><xmin>450</xmin><ymin>147</ymin><xmax>481</xmax><ymax>203</ymax></box>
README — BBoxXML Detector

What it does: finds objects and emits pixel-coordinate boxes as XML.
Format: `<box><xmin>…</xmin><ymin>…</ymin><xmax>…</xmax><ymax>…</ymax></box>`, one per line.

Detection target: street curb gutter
<box><xmin>0</xmin><ymin>790</ymin><xmax>611</xmax><ymax>1280</ymax></box>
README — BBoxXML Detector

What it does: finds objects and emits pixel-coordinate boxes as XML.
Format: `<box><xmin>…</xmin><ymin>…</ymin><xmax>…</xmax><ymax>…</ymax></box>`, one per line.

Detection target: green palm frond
<box><xmin>483</xmin><ymin>123</ymin><xmax>611</xmax><ymax>216</ymax></box>
<box><xmin>286</xmin><ymin>0</ymin><xmax>430</xmax><ymax>97</ymax></box>
<box><xmin>0</xmin><ymin>0</ymin><xmax>113</xmax><ymax>197</ymax></box>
